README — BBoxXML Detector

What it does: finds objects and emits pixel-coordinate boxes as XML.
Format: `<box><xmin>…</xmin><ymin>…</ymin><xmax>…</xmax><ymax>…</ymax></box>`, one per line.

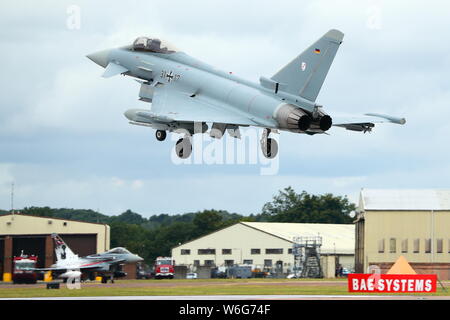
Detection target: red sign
<box><xmin>348</xmin><ymin>274</ymin><xmax>437</xmax><ymax>293</ymax></box>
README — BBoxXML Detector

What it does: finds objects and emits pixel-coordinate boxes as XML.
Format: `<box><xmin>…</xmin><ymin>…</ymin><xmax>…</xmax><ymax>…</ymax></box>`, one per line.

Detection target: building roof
<box><xmin>241</xmin><ymin>222</ymin><xmax>354</xmax><ymax>255</ymax></box>
<box><xmin>0</xmin><ymin>213</ymin><xmax>110</xmax><ymax>237</ymax></box>
<box><xmin>0</xmin><ymin>213</ymin><xmax>108</xmax><ymax>226</ymax></box>
<box><xmin>360</xmin><ymin>189</ymin><xmax>450</xmax><ymax>211</ymax></box>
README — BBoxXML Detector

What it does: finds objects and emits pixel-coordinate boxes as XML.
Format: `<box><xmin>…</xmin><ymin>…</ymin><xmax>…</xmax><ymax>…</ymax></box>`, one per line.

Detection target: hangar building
<box><xmin>172</xmin><ymin>222</ymin><xmax>355</xmax><ymax>277</ymax></box>
<box><xmin>355</xmin><ymin>189</ymin><xmax>450</xmax><ymax>279</ymax></box>
<box><xmin>0</xmin><ymin>213</ymin><xmax>110</xmax><ymax>281</ymax></box>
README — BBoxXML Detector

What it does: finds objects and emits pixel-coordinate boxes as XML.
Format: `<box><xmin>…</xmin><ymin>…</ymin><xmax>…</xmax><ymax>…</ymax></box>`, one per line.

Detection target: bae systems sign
<box><xmin>348</xmin><ymin>274</ymin><xmax>437</xmax><ymax>293</ymax></box>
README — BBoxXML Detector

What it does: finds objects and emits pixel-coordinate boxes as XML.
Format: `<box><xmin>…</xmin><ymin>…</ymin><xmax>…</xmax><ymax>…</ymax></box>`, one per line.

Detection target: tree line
<box><xmin>0</xmin><ymin>187</ymin><xmax>355</xmax><ymax>264</ymax></box>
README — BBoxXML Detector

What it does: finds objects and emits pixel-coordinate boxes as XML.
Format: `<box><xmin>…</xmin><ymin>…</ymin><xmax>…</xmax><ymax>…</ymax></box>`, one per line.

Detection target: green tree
<box><xmin>109</xmin><ymin>222</ymin><xmax>152</xmax><ymax>262</ymax></box>
<box><xmin>22</xmin><ymin>206</ymin><xmax>54</xmax><ymax>217</ymax></box>
<box><xmin>192</xmin><ymin>210</ymin><xmax>224</xmax><ymax>236</ymax></box>
<box><xmin>111</xmin><ymin>209</ymin><xmax>146</xmax><ymax>225</ymax></box>
<box><xmin>149</xmin><ymin>222</ymin><xmax>197</xmax><ymax>260</ymax></box>
<box><xmin>261</xmin><ymin>187</ymin><xmax>355</xmax><ymax>224</ymax></box>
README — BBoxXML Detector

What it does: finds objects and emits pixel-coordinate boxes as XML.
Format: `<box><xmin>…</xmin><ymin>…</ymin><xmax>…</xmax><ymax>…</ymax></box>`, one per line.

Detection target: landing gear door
<box><xmin>139</xmin><ymin>82</ymin><xmax>162</xmax><ymax>103</ymax></box>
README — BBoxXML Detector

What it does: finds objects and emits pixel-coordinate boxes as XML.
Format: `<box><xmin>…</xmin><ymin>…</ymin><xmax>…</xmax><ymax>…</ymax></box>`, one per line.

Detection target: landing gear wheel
<box><xmin>175</xmin><ymin>138</ymin><xmax>192</xmax><ymax>159</ymax></box>
<box><xmin>156</xmin><ymin>130</ymin><xmax>167</xmax><ymax>141</ymax></box>
<box><xmin>262</xmin><ymin>138</ymin><xmax>278</xmax><ymax>159</ymax></box>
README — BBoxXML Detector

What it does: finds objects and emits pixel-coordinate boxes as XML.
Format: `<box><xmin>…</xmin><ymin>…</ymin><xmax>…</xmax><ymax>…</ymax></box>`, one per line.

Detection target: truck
<box><xmin>12</xmin><ymin>252</ymin><xmax>38</xmax><ymax>284</ymax></box>
<box><xmin>154</xmin><ymin>256</ymin><xmax>174</xmax><ymax>279</ymax></box>
<box><xmin>227</xmin><ymin>265</ymin><xmax>252</xmax><ymax>279</ymax></box>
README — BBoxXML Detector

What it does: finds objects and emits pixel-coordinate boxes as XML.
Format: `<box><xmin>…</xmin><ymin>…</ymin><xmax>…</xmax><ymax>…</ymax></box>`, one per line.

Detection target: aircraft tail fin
<box><xmin>271</xmin><ymin>29</ymin><xmax>344</xmax><ymax>102</ymax></box>
<box><xmin>52</xmin><ymin>233</ymin><xmax>77</xmax><ymax>261</ymax></box>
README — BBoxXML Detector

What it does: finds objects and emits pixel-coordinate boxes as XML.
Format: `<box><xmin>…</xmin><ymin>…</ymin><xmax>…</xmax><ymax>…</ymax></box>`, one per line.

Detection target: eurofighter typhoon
<box><xmin>87</xmin><ymin>30</ymin><xmax>405</xmax><ymax>158</ymax></box>
<box><xmin>28</xmin><ymin>234</ymin><xmax>143</xmax><ymax>283</ymax></box>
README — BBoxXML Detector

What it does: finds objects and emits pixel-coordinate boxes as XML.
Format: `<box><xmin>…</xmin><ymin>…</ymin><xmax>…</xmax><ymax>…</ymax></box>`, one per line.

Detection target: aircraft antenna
<box><xmin>11</xmin><ymin>182</ymin><xmax>15</xmax><ymax>215</ymax></box>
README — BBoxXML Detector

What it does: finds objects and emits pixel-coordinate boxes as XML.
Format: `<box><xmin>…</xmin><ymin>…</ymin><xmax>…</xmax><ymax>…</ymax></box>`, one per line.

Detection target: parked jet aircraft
<box><xmin>28</xmin><ymin>234</ymin><xmax>143</xmax><ymax>283</ymax></box>
<box><xmin>87</xmin><ymin>29</ymin><xmax>405</xmax><ymax>159</ymax></box>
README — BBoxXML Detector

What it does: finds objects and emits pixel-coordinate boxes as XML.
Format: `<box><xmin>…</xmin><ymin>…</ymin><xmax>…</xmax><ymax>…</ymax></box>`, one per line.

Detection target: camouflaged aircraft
<box><xmin>87</xmin><ymin>30</ymin><xmax>405</xmax><ymax>159</ymax></box>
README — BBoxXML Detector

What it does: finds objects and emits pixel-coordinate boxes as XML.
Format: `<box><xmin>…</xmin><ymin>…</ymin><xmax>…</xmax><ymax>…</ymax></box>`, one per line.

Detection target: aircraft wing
<box><xmin>148</xmin><ymin>85</ymin><xmax>268</xmax><ymax>126</ymax></box>
<box><xmin>332</xmin><ymin>113</ymin><xmax>406</xmax><ymax>132</ymax></box>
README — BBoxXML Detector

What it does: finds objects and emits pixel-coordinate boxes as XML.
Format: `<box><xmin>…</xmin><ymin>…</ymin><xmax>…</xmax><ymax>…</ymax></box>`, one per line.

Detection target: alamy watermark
<box><xmin>66</xmin><ymin>5</ymin><xmax>81</xmax><ymax>30</ymax></box>
<box><xmin>65</xmin><ymin>269</ymin><xmax>81</xmax><ymax>290</ymax></box>
<box><xmin>169</xmin><ymin>125</ymin><xmax>280</xmax><ymax>175</ymax></box>
<box><xmin>366</xmin><ymin>3</ymin><xmax>383</xmax><ymax>30</ymax></box>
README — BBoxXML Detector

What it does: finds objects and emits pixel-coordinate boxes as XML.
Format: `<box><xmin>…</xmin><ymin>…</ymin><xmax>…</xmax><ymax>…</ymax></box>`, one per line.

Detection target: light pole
<box><xmin>10</xmin><ymin>182</ymin><xmax>14</xmax><ymax>215</ymax></box>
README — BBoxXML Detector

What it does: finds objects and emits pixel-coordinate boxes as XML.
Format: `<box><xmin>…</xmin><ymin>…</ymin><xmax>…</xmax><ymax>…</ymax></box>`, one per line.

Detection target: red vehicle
<box><xmin>154</xmin><ymin>257</ymin><xmax>174</xmax><ymax>279</ymax></box>
<box><xmin>13</xmin><ymin>252</ymin><xmax>38</xmax><ymax>284</ymax></box>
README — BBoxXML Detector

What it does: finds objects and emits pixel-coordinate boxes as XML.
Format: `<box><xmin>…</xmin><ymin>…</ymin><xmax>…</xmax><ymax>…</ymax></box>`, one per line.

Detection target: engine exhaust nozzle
<box><xmin>319</xmin><ymin>115</ymin><xmax>332</xmax><ymax>131</ymax></box>
<box><xmin>275</xmin><ymin>104</ymin><xmax>312</xmax><ymax>132</ymax></box>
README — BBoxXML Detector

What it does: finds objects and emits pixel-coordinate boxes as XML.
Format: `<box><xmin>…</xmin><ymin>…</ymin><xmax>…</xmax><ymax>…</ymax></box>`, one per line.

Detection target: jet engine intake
<box><xmin>274</xmin><ymin>104</ymin><xmax>311</xmax><ymax>131</ymax></box>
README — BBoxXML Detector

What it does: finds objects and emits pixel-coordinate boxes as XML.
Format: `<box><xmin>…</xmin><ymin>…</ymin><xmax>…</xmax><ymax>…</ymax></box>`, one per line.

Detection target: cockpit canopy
<box><xmin>132</xmin><ymin>37</ymin><xmax>178</xmax><ymax>54</ymax></box>
<box><xmin>107</xmin><ymin>247</ymin><xmax>131</xmax><ymax>255</ymax></box>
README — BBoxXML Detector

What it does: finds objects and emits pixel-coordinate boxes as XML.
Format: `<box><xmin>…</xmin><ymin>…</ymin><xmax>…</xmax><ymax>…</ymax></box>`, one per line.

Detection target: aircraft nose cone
<box><xmin>131</xmin><ymin>254</ymin><xmax>144</xmax><ymax>263</ymax></box>
<box><xmin>124</xmin><ymin>109</ymin><xmax>137</xmax><ymax>121</ymax></box>
<box><xmin>86</xmin><ymin>49</ymin><xmax>111</xmax><ymax>68</ymax></box>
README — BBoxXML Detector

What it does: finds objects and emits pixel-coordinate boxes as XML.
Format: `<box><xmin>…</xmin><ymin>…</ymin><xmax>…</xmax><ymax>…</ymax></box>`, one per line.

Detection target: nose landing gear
<box><xmin>156</xmin><ymin>130</ymin><xmax>167</xmax><ymax>141</ymax></box>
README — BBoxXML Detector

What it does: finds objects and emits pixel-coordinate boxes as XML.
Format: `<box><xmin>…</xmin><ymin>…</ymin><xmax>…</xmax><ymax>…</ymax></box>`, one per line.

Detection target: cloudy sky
<box><xmin>0</xmin><ymin>0</ymin><xmax>449</xmax><ymax>217</ymax></box>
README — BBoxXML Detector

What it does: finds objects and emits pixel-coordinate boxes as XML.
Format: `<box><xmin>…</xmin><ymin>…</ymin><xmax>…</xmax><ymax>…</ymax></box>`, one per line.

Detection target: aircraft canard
<box><xmin>87</xmin><ymin>31</ymin><xmax>406</xmax><ymax>159</ymax></box>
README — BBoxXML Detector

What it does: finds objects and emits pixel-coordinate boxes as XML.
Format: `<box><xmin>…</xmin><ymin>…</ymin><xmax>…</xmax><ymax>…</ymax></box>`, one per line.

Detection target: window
<box><xmin>288</xmin><ymin>249</ymin><xmax>293</xmax><ymax>254</ymax></box>
<box><xmin>204</xmin><ymin>260</ymin><xmax>215</xmax><ymax>266</ymax></box>
<box><xmin>243</xmin><ymin>260</ymin><xmax>253</xmax><ymax>265</ymax></box>
<box><xmin>193</xmin><ymin>260</ymin><xmax>200</xmax><ymax>266</ymax></box>
<box><xmin>222</xmin><ymin>249</ymin><xmax>232</xmax><ymax>255</ymax></box>
<box><xmin>378</xmin><ymin>239</ymin><xmax>385</xmax><ymax>253</ymax></box>
<box><xmin>264</xmin><ymin>259</ymin><xmax>272</xmax><ymax>267</ymax></box>
<box><xmin>265</xmin><ymin>249</ymin><xmax>283</xmax><ymax>254</ymax></box>
<box><xmin>251</xmin><ymin>249</ymin><xmax>261</xmax><ymax>255</ymax></box>
<box><xmin>425</xmin><ymin>239</ymin><xmax>431</xmax><ymax>253</ymax></box>
<box><xmin>198</xmin><ymin>249</ymin><xmax>216</xmax><ymax>255</ymax></box>
<box><xmin>437</xmin><ymin>239</ymin><xmax>443</xmax><ymax>253</ymax></box>
<box><xmin>156</xmin><ymin>259</ymin><xmax>173</xmax><ymax>265</ymax></box>
<box><xmin>401</xmin><ymin>239</ymin><xmax>408</xmax><ymax>253</ymax></box>
<box><xmin>389</xmin><ymin>238</ymin><xmax>396</xmax><ymax>253</ymax></box>
<box><xmin>224</xmin><ymin>260</ymin><xmax>234</xmax><ymax>266</ymax></box>
<box><xmin>181</xmin><ymin>249</ymin><xmax>190</xmax><ymax>255</ymax></box>
<box><xmin>413</xmin><ymin>239</ymin><xmax>420</xmax><ymax>253</ymax></box>
<box><xmin>132</xmin><ymin>37</ymin><xmax>178</xmax><ymax>54</ymax></box>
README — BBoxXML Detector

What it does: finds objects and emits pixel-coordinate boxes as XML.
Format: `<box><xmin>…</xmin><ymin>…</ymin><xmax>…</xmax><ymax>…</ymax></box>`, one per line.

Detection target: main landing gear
<box><xmin>155</xmin><ymin>128</ymin><xmax>278</xmax><ymax>159</ymax></box>
<box><xmin>154</xmin><ymin>130</ymin><xmax>192</xmax><ymax>159</ymax></box>
<box><xmin>261</xmin><ymin>128</ymin><xmax>278</xmax><ymax>159</ymax></box>
<box><xmin>175</xmin><ymin>136</ymin><xmax>192</xmax><ymax>159</ymax></box>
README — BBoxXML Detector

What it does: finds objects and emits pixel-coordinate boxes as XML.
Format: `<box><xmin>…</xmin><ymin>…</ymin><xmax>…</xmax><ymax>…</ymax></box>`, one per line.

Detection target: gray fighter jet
<box><xmin>87</xmin><ymin>30</ymin><xmax>405</xmax><ymax>159</ymax></box>
<box><xmin>29</xmin><ymin>234</ymin><xmax>143</xmax><ymax>283</ymax></box>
